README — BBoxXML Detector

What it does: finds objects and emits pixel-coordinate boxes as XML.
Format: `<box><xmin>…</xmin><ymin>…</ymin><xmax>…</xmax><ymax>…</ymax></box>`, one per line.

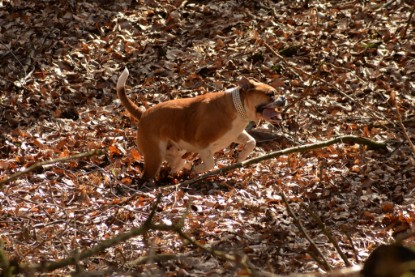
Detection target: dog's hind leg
<box><xmin>142</xmin><ymin>155</ymin><xmax>162</xmax><ymax>180</ymax></box>
<box><xmin>140</xmin><ymin>140</ymin><xmax>165</xmax><ymax>180</ymax></box>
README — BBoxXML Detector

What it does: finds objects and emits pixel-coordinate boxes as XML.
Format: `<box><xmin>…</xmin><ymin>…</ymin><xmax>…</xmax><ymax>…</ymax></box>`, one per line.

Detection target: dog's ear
<box><xmin>238</xmin><ymin>77</ymin><xmax>254</xmax><ymax>92</ymax></box>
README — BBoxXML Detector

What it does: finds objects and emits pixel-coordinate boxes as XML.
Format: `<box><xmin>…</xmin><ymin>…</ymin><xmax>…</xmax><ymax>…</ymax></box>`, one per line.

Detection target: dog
<box><xmin>116</xmin><ymin>68</ymin><xmax>286</xmax><ymax>180</ymax></box>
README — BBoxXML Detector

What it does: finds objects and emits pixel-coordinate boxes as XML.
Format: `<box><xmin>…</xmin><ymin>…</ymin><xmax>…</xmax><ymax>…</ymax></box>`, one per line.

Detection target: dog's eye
<box><xmin>266</xmin><ymin>89</ymin><xmax>277</xmax><ymax>96</ymax></box>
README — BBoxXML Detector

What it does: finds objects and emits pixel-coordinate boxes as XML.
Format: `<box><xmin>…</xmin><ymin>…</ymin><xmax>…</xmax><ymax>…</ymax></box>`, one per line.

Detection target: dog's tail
<box><xmin>116</xmin><ymin>67</ymin><xmax>143</xmax><ymax>120</ymax></box>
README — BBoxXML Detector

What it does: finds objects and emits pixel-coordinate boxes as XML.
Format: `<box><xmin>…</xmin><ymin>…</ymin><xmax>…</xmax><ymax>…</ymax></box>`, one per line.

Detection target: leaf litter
<box><xmin>0</xmin><ymin>0</ymin><xmax>415</xmax><ymax>275</ymax></box>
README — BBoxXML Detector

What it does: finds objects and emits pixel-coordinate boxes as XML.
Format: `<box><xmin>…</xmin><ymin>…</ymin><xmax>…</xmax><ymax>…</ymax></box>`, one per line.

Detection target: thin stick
<box><xmin>127</xmin><ymin>253</ymin><xmax>186</xmax><ymax>266</ymax></box>
<box><xmin>375</xmin><ymin>0</ymin><xmax>398</xmax><ymax>12</ymax></box>
<box><xmin>26</xmin><ymin>194</ymin><xmax>162</xmax><ymax>273</ymax></box>
<box><xmin>262</xmin><ymin>40</ymin><xmax>391</xmax><ymax>123</ymax></box>
<box><xmin>262</xmin><ymin>41</ymin><xmax>355</xmax><ymax>101</ymax></box>
<box><xmin>344</xmin><ymin>231</ymin><xmax>360</xmax><ymax>263</ymax></box>
<box><xmin>301</xmin><ymin>203</ymin><xmax>351</xmax><ymax>267</ymax></box>
<box><xmin>401</xmin><ymin>3</ymin><xmax>415</xmax><ymax>40</ymax></box>
<box><xmin>394</xmin><ymin>229</ymin><xmax>415</xmax><ymax>245</ymax></box>
<box><xmin>164</xmin><ymin>135</ymin><xmax>387</xmax><ymax>189</ymax></box>
<box><xmin>1</xmin><ymin>42</ymin><xmax>27</xmax><ymax>78</ymax></box>
<box><xmin>173</xmin><ymin>228</ymin><xmax>253</xmax><ymax>275</ymax></box>
<box><xmin>0</xmin><ymin>149</ymin><xmax>104</xmax><ymax>187</ymax></box>
<box><xmin>393</xmin><ymin>94</ymin><xmax>415</xmax><ymax>156</ymax></box>
<box><xmin>281</xmin><ymin>192</ymin><xmax>332</xmax><ymax>271</ymax></box>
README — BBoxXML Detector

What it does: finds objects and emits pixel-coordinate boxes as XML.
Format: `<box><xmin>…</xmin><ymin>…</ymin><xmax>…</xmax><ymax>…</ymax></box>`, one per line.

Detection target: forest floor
<box><xmin>1</xmin><ymin>0</ymin><xmax>415</xmax><ymax>276</ymax></box>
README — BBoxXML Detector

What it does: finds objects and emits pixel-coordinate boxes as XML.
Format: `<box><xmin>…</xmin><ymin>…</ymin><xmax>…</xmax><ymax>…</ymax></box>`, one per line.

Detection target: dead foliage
<box><xmin>1</xmin><ymin>0</ymin><xmax>415</xmax><ymax>275</ymax></box>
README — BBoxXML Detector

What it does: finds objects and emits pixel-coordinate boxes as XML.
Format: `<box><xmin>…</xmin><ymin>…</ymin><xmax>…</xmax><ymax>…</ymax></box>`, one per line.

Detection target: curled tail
<box><xmin>116</xmin><ymin>68</ymin><xmax>143</xmax><ymax>120</ymax></box>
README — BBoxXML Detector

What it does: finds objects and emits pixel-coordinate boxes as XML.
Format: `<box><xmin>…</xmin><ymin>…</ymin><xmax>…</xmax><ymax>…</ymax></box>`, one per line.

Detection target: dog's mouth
<box><xmin>257</xmin><ymin>95</ymin><xmax>286</xmax><ymax>123</ymax></box>
<box><xmin>261</xmin><ymin>107</ymin><xmax>283</xmax><ymax>121</ymax></box>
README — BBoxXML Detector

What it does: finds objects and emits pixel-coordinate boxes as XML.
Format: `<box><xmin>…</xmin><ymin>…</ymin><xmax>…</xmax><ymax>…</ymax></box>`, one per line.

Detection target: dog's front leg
<box><xmin>165</xmin><ymin>146</ymin><xmax>188</xmax><ymax>174</ymax></box>
<box><xmin>192</xmin><ymin>149</ymin><xmax>215</xmax><ymax>174</ymax></box>
<box><xmin>235</xmin><ymin>131</ymin><xmax>256</xmax><ymax>162</ymax></box>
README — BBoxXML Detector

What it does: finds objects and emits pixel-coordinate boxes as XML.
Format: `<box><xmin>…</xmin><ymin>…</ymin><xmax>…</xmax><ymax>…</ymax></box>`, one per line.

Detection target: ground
<box><xmin>1</xmin><ymin>0</ymin><xmax>415</xmax><ymax>276</ymax></box>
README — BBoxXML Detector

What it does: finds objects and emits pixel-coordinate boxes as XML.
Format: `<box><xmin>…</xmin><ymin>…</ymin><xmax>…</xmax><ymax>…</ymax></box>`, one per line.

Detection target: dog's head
<box><xmin>238</xmin><ymin>77</ymin><xmax>286</xmax><ymax>123</ymax></box>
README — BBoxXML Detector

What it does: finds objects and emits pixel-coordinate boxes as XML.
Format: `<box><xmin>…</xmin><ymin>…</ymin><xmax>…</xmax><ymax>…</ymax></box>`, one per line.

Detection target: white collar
<box><xmin>226</xmin><ymin>87</ymin><xmax>248</xmax><ymax>120</ymax></box>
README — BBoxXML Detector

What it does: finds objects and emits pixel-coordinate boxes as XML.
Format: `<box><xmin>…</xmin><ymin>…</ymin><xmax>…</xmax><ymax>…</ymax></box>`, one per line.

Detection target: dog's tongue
<box><xmin>262</xmin><ymin>108</ymin><xmax>281</xmax><ymax>121</ymax></box>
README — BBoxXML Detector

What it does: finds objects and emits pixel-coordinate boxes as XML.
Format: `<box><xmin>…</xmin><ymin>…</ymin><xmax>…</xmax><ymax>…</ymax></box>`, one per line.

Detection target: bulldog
<box><xmin>116</xmin><ymin>68</ymin><xmax>286</xmax><ymax>180</ymax></box>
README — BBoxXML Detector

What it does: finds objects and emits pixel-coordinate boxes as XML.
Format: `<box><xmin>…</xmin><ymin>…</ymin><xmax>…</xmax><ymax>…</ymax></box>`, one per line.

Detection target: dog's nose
<box><xmin>276</xmin><ymin>95</ymin><xmax>286</xmax><ymax>107</ymax></box>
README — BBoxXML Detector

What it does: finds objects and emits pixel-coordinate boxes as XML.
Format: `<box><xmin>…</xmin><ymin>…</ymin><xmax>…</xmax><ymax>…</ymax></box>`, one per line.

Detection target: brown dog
<box><xmin>116</xmin><ymin>68</ymin><xmax>285</xmax><ymax>180</ymax></box>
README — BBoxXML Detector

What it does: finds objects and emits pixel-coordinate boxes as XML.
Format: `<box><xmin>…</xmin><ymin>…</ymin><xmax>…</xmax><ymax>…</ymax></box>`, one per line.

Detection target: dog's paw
<box><xmin>138</xmin><ymin>179</ymin><xmax>157</xmax><ymax>190</ymax></box>
<box><xmin>192</xmin><ymin>163</ymin><xmax>207</xmax><ymax>174</ymax></box>
<box><xmin>183</xmin><ymin>161</ymin><xmax>192</xmax><ymax>171</ymax></box>
<box><xmin>173</xmin><ymin>167</ymin><xmax>193</xmax><ymax>180</ymax></box>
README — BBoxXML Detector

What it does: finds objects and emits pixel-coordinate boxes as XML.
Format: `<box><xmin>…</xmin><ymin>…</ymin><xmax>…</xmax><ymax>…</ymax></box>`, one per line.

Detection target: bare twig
<box><xmin>0</xmin><ymin>149</ymin><xmax>104</xmax><ymax>188</ymax></box>
<box><xmin>164</xmin><ymin>135</ymin><xmax>387</xmax><ymax>189</ymax></box>
<box><xmin>301</xmin><ymin>203</ymin><xmax>351</xmax><ymax>267</ymax></box>
<box><xmin>137</xmin><ymin>220</ymin><xmax>254</xmax><ymax>274</ymax></box>
<box><xmin>261</xmin><ymin>40</ymin><xmax>355</xmax><ymax>101</ymax></box>
<box><xmin>12</xmin><ymin>191</ymin><xmax>258</xmax><ymax>275</ymax></box>
<box><xmin>0</xmin><ymin>42</ymin><xmax>27</xmax><ymax>78</ymax></box>
<box><xmin>127</xmin><ymin>253</ymin><xmax>186</xmax><ymax>266</ymax></box>
<box><xmin>393</xmin><ymin>94</ymin><xmax>415</xmax><ymax>156</ymax></box>
<box><xmin>281</xmin><ymin>192</ymin><xmax>332</xmax><ymax>271</ymax></box>
<box><xmin>344</xmin><ymin>231</ymin><xmax>360</xmax><ymax>264</ymax></box>
<box><xmin>374</xmin><ymin>0</ymin><xmax>398</xmax><ymax>12</ymax></box>
<box><xmin>173</xmin><ymin>227</ymin><xmax>253</xmax><ymax>275</ymax></box>
<box><xmin>262</xmin><ymin>40</ymin><xmax>395</xmax><ymax>124</ymax></box>
<box><xmin>8</xmin><ymin>189</ymin><xmax>364</xmax><ymax>277</ymax></box>
<box><xmin>24</xmin><ymin>194</ymin><xmax>162</xmax><ymax>274</ymax></box>
<box><xmin>401</xmin><ymin>3</ymin><xmax>415</xmax><ymax>40</ymax></box>
<box><xmin>394</xmin><ymin>229</ymin><xmax>415</xmax><ymax>245</ymax></box>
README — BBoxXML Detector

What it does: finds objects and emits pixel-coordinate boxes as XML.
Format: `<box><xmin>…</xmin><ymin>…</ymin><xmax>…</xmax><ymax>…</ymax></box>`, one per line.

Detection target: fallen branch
<box><xmin>173</xmin><ymin>227</ymin><xmax>253</xmax><ymax>275</ymax></box>
<box><xmin>19</xmin><ymin>193</ymin><xmax>259</xmax><ymax>276</ymax></box>
<box><xmin>22</xmin><ymin>194</ymin><xmax>162</xmax><ymax>274</ymax></box>
<box><xmin>281</xmin><ymin>192</ymin><xmax>332</xmax><ymax>272</ymax></box>
<box><xmin>0</xmin><ymin>149</ymin><xmax>104</xmax><ymax>188</ymax></box>
<box><xmin>7</xmin><ymin>187</ymin><xmax>362</xmax><ymax>276</ymax></box>
<box><xmin>147</xmin><ymin>203</ymin><xmax>255</xmax><ymax>274</ymax></box>
<box><xmin>166</xmin><ymin>135</ymin><xmax>387</xmax><ymax>189</ymax></box>
<box><xmin>301</xmin><ymin>203</ymin><xmax>351</xmax><ymax>267</ymax></box>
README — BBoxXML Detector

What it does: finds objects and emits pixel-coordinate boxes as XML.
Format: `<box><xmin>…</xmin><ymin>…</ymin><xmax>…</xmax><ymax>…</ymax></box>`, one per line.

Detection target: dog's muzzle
<box><xmin>273</xmin><ymin>95</ymin><xmax>286</xmax><ymax>110</ymax></box>
<box><xmin>258</xmin><ymin>95</ymin><xmax>286</xmax><ymax>122</ymax></box>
